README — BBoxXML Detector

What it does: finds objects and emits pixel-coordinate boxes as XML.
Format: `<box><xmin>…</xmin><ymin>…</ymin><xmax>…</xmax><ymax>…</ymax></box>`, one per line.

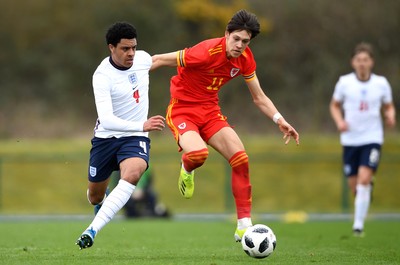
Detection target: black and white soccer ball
<box><xmin>241</xmin><ymin>224</ymin><xmax>277</xmax><ymax>259</ymax></box>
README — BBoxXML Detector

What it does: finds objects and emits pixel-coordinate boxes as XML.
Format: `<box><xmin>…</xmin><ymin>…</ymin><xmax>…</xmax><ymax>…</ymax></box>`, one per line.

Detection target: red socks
<box><xmin>182</xmin><ymin>148</ymin><xmax>209</xmax><ymax>172</ymax></box>
<box><xmin>229</xmin><ymin>151</ymin><xmax>252</xmax><ymax>219</ymax></box>
<box><xmin>182</xmin><ymin>149</ymin><xmax>252</xmax><ymax>219</ymax></box>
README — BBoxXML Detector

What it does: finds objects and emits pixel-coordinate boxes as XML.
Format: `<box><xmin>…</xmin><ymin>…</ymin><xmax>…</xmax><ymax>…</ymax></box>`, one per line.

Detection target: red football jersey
<box><xmin>170</xmin><ymin>37</ymin><xmax>256</xmax><ymax>104</ymax></box>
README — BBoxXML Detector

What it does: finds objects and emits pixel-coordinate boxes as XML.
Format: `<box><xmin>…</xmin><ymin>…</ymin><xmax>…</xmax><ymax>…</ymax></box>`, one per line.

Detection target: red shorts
<box><xmin>166</xmin><ymin>98</ymin><xmax>231</xmax><ymax>147</ymax></box>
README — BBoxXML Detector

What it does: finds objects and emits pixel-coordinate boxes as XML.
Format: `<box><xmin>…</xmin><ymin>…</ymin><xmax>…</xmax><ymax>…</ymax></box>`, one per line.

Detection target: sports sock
<box><xmin>229</xmin><ymin>151</ymin><xmax>252</xmax><ymax>219</ymax></box>
<box><xmin>182</xmin><ymin>148</ymin><xmax>209</xmax><ymax>172</ymax></box>
<box><xmin>237</xmin><ymin>217</ymin><xmax>253</xmax><ymax>230</ymax></box>
<box><xmin>353</xmin><ymin>184</ymin><xmax>371</xmax><ymax>230</ymax></box>
<box><xmin>86</xmin><ymin>179</ymin><xmax>135</xmax><ymax>234</ymax></box>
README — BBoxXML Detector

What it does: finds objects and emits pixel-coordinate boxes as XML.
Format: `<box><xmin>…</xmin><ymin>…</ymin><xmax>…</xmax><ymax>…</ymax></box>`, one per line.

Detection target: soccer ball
<box><xmin>241</xmin><ymin>224</ymin><xmax>277</xmax><ymax>259</ymax></box>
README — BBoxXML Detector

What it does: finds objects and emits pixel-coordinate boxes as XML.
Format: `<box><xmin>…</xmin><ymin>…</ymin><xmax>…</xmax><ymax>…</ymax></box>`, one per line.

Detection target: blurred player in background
<box><xmin>330</xmin><ymin>42</ymin><xmax>396</xmax><ymax>236</ymax></box>
<box><xmin>151</xmin><ymin>9</ymin><xmax>299</xmax><ymax>242</ymax></box>
<box><xmin>76</xmin><ymin>22</ymin><xmax>165</xmax><ymax>249</ymax></box>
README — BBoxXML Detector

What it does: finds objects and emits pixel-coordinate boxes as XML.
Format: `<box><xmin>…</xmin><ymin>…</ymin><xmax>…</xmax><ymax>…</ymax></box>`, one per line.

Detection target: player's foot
<box><xmin>353</xmin><ymin>228</ymin><xmax>364</xmax><ymax>237</ymax></box>
<box><xmin>178</xmin><ymin>166</ymin><xmax>194</xmax><ymax>199</ymax></box>
<box><xmin>234</xmin><ymin>227</ymin><xmax>249</xmax><ymax>242</ymax></box>
<box><xmin>76</xmin><ymin>227</ymin><xmax>96</xmax><ymax>249</ymax></box>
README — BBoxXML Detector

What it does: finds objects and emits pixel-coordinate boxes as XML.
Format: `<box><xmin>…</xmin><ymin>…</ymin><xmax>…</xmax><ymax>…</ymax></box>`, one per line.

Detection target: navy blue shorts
<box><xmin>88</xmin><ymin>136</ymin><xmax>151</xmax><ymax>182</ymax></box>
<box><xmin>342</xmin><ymin>143</ymin><xmax>381</xmax><ymax>177</ymax></box>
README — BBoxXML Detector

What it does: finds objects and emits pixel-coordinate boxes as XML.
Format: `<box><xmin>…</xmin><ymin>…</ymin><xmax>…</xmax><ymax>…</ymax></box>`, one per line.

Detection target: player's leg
<box><xmin>78</xmin><ymin>182</ymin><xmax>109</xmax><ymax>248</ymax></box>
<box><xmin>208</xmin><ymin>127</ymin><xmax>252</xmax><ymax>241</ymax></box>
<box><xmin>87</xmin><ymin>180</ymin><xmax>110</xmax><ymax>215</ymax></box>
<box><xmin>178</xmin><ymin>131</ymin><xmax>209</xmax><ymax>198</ymax></box>
<box><xmin>77</xmin><ymin>157</ymin><xmax>147</xmax><ymax>249</ymax></box>
<box><xmin>77</xmin><ymin>137</ymin><xmax>149</xmax><ymax>249</ymax></box>
<box><xmin>342</xmin><ymin>145</ymin><xmax>363</xmax><ymax>235</ymax></box>
<box><xmin>85</xmin><ymin>137</ymin><xmax>118</xmax><ymax>215</ymax></box>
<box><xmin>347</xmin><ymin>176</ymin><xmax>357</xmax><ymax>196</ymax></box>
<box><xmin>353</xmin><ymin>166</ymin><xmax>373</xmax><ymax>236</ymax></box>
<box><xmin>76</xmin><ymin>137</ymin><xmax>118</xmax><ymax>249</ymax></box>
<box><xmin>166</xmin><ymin>100</ymin><xmax>209</xmax><ymax>198</ymax></box>
<box><xmin>343</xmin><ymin>146</ymin><xmax>358</xmax><ymax>195</ymax></box>
<box><xmin>352</xmin><ymin>144</ymin><xmax>380</xmax><ymax>236</ymax></box>
<box><xmin>92</xmin><ymin>157</ymin><xmax>146</xmax><ymax>227</ymax></box>
<box><xmin>87</xmin><ymin>180</ymin><xmax>110</xmax><ymax>204</ymax></box>
<box><xmin>363</xmin><ymin>145</ymin><xmax>380</xmax><ymax>204</ymax></box>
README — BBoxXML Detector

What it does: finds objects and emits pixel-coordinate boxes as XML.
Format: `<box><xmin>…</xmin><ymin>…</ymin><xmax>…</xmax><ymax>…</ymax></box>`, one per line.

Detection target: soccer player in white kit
<box><xmin>330</xmin><ymin>42</ymin><xmax>396</xmax><ymax>236</ymax></box>
<box><xmin>76</xmin><ymin>22</ymin><xmax>165</xmax><ymax>249</ymax></box>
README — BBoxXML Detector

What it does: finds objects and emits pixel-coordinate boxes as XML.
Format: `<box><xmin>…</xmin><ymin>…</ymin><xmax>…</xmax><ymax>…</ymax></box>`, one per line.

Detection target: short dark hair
<box><xmin>106</xmin><ymin>22</ymin><xmax>137</xmax><ymax>46</ymax></box>
<box><xmin>226</xmin><ymin>10</ymin><xmax>260</xmax><ymax>39</ymax></box>
<box><xmin>352</xmin><ymin>42</ymin><xmax>374</xmax><ymax>58</ymax></box>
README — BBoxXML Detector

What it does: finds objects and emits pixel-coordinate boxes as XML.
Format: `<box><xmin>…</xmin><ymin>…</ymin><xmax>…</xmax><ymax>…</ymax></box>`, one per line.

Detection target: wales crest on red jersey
<box><xmin>230</xmin><ymin>68</ymin><xmax>240</xmax><ymax>77</ymax></box>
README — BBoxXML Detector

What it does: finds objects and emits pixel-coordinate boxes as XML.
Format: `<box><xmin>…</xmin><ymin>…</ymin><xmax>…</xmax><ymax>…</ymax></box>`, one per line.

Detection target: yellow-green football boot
<box><xmin>234</xmin><ymin>227</ymin><xmax>248</xmax><ymax>242</ymax></box>
<box><xmin>178</xmin><ymin>167</ymin><xmax>195</xmax><ymax>199</ymax></box>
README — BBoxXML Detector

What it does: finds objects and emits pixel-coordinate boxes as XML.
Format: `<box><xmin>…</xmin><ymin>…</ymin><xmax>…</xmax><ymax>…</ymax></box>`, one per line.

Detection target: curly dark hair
<box><xmin>226</xmin><ymin>10</ymin><xmax>260</xmax><ymax>39</ymax></box>
<box><xmin>106</xmin><ymin>22</ymin><xmax>137</xmax><ymax>46</ymax></box>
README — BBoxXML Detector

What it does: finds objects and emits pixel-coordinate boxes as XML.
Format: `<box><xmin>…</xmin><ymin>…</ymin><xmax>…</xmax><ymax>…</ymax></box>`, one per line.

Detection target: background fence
<box><xmin>0</xmin><ymin>135</ymin><xmax>399</xmax><ymax>215</ymax></box>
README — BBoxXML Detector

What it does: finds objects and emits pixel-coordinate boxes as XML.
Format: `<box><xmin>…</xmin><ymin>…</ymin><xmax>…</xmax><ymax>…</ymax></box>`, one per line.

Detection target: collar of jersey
<box><xmin>109</xmin><ymin>57</ymin><xmax>131</xmax><ymax>71</ymax></box>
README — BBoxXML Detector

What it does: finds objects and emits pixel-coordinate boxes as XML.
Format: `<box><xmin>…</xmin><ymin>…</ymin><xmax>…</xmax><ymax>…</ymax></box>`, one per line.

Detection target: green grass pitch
<box><xmin>0</xmin><ymin>219</ymin><xmax>399</xmax><ymax>265</ymax></box>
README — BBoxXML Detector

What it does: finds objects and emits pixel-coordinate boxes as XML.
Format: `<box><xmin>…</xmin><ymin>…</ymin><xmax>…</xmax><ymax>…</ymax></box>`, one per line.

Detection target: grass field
<box><xmin>1</xmin><ymin>135</ymin><xmax>399</xmax><ymax>264</ymax></box>
<box><xmin>0</xmin><ymin>218</ymin><xmax>399</xmax><ymax>265</ymax></box>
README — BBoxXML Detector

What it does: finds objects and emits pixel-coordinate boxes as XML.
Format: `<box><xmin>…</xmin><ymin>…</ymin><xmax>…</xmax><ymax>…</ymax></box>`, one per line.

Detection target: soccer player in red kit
<box><xmin>151</xmin><ymin>10</ymin><xmax>299</xmax><ymax>241</ymax></box>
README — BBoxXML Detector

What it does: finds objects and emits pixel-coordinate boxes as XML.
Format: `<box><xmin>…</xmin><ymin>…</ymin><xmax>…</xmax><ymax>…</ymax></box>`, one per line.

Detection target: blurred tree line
<box><xmin>0</xmin><ymin>0</ymin><xmax>398</xmax><ymax>138</ymax></box>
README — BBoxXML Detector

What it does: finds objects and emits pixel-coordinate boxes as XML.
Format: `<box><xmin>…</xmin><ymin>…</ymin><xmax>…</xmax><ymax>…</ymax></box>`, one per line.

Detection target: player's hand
<box><xmin>336</xmin><ymin>120</ymin><xmax>349</xmax><ymax>132</ymax></box>
<box><xmin>385</xmin><ymin>116</ymin><xmax>396</xmax><ymax>128</ymax></box>
<box><xmin>277</xmin><ymin>119</ymin><xmax>300</xmax><ymax>145</ymax></box>
<box><xmin>143</xmin><ymin>115</ymin><xmax>165</xmax><ymax>132</ymax></box>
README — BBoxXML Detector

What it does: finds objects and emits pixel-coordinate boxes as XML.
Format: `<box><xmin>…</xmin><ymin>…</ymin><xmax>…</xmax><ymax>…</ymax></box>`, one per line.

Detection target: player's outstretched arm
<box><xmin>246</xmin><ymin>78</ymin><xmax>299</xmax><ymax>145</ymax></box>
<box><xmin>150</xmin><ymin>52</ymin><xmax>178</xmax><ymax>71</ymax></box>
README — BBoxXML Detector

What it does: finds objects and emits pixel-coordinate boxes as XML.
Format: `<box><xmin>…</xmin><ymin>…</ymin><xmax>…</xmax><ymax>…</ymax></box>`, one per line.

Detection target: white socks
<box><xmin>87</xmin><ymin>179</ymin><xmax>135</xmax><ymax>234</ymax></box>
<box><xmin>353</xmin><ymin>184</ymin><xmax>371</xmax><ymax>230</ymax></box>
<box><xmin>237</xmin><ymin>217</ymin><xmax>253</xmax><ymax>230</ymax></box>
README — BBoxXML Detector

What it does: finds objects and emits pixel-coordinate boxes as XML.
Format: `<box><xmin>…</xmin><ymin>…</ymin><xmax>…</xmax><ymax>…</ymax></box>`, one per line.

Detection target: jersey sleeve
<box><xmin>142</xmin><ymin>51</ymin><xmax>153</xmax><ymax>70</ymax></box>
<box><xmin>241</xmin><ymin>49</ymin><xmax>257</xmax><ymax>82</ymax></box>
<box><xmin>381</xmin><ymin>77</ymin><xmax>393</xmax><ymax>104</ymax></box>
<box><xmin>136</xmin><ymin>50</ymin><xmax>152</xmax><ymax>71</ymax></box>
<box><xmin>177</xmin><ymin>43</ymin><xmax>211</xmax><ymax>68</ymax></box>
<box><xmin>332</xmin><ymin>76</ymin><xmax>345</xmax><ymax>102</ymax></box>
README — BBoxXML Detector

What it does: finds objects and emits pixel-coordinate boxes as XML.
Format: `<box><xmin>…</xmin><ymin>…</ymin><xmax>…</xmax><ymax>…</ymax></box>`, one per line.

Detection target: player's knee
<box><xmin>185</xmin><ymin>148</ymin><xmax>209</xmax><ymax>167</ymax></box>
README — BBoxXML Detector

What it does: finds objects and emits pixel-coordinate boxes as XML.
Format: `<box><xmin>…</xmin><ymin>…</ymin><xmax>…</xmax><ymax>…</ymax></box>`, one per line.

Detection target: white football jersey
<box><xmin>332</xmin><ymin>72</ymin><xmax>393</xmax><ymax>146</ymax></box>
<box><xmin>92</xmin><ymin>50</ymin><xmax>152</xmax><ymax>138</ymax></box>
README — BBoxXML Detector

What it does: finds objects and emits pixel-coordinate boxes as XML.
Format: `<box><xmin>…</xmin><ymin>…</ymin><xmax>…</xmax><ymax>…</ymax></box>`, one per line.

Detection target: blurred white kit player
<box><xmin>333</xmin><ymin>73</ymin><xmax>392</xmax><ymax>146</ymax></box>
<box><xmin>330</xmin><ymin>42</ymin><xmax>396</xmax><ymax>236</ymax></box>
